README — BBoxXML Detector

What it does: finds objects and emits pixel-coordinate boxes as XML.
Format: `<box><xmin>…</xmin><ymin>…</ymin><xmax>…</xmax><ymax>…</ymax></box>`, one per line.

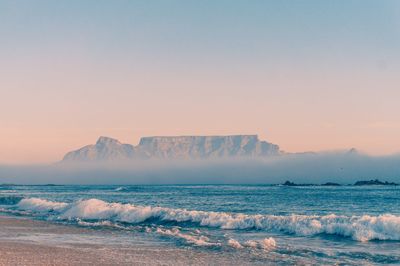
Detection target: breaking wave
<box><xmin>17</xmin><ymin>198</ymin><xmax>67</xmax><ymax>212</ymax></box>
<box><xmin>15</xmin><ymin>198</ymin><xmax>400</xmax><ymax>242</ymax></box>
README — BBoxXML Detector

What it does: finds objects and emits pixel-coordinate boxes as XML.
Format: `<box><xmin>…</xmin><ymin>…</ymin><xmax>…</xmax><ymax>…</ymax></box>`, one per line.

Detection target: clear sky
<box><xmin>1</xmin><ymin>0</ymin><xmax>400</xmax><ymax>163</ymax></box>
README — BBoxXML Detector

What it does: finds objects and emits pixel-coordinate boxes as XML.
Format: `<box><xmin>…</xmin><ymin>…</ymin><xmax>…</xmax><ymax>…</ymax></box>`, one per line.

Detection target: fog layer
<box><xmin>0</xmin><ymin>152</ymin><xmax>399</xmax><ymax>185</ymax></box>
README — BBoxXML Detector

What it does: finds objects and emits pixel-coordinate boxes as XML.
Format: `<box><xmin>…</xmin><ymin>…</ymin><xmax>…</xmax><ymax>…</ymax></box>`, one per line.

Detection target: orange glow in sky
<box><xmin>1</xmin><ymin>1</ymin><xmax>400</xmax><ymax>163</ymax></box>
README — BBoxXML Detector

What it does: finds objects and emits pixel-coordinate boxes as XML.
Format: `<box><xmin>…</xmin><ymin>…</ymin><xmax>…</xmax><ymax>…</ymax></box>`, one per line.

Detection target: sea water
<box><xmin>0</xmin><ymin>184</ymin><xmax>399</xmax><ymax>264</ymax></box>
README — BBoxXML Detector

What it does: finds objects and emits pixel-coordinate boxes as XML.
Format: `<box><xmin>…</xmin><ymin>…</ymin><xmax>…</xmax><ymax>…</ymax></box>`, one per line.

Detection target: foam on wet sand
<box><xmin>0</xmin><ymin>215</ymin><xmax>271</xmax><ymax>266</ymax></box>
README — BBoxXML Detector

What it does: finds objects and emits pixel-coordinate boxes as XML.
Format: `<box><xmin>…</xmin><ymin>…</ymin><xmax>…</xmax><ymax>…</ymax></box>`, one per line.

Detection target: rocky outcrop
<box><xmin>353</xmin><ymin>179</ymin><xmax>398</xmax><ymax>186</ymax></box>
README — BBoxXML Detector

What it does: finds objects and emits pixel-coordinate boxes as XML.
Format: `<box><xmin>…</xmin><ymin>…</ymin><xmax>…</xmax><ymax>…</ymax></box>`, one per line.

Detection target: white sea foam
<box><xmin>17</xmin><ymin>198</ymin><xmax>68</xmax><ymax>213</ymax></box>
<box><xmin>76</xmin><ymin>218</ymin><xmax>125</xmax><ymax>229</ymax></box>
<box><xmin>227</xmin><ymin>238</ymin><xmax>243</xmax><ymax>249</ymax></box>
<box><xmin>14</xmin><ymin>198</ymin><xmax>400</xmax><ymax>242</ymax></box>
<box><xmin>155</xmin><ymin>228</ymin><xmax>218</xmax><ymax>246</ymax></box>
<box><xmin>244</xmin><ymin>237</ymin><xmax>276</xmax><ymax>249</ymax></box>
<box><xmin>227</xmin><ymin>237</ymin><xmax>275</xmax><ymax>250</ymax></box>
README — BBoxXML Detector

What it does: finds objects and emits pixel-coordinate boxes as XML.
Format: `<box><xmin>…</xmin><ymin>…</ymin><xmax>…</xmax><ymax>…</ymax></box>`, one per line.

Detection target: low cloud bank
<box><xmin>0</xmin><ymin>153</ymin><xmax>400</xmax><ymax>185</ymax></box>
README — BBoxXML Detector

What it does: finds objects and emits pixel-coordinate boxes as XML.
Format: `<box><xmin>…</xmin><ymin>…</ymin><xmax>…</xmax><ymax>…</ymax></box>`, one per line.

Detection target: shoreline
<box><xmin>0</xmin><ymin>215</ymin><xmax>259</xmax><ymax>266</ymax></box>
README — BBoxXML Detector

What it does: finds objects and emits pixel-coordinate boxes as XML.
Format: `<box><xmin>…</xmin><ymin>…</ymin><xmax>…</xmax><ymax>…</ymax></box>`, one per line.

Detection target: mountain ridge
<box><xmin>62</xmin><ymin>135</ymin><xmax>282</xmax><ymax>162</ymax></box>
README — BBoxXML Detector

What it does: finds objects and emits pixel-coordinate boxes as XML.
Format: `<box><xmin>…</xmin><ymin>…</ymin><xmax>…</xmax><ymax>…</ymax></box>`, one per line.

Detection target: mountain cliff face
<box><xmin>62</xmin><ymin>135</ymin><xmax>281</xmax><ymax>162</ymax></box>
<box><xmin>138</xmin><ymin>135</ymin><xmax>280</xmax><ymax>159</ymax></box>
<box><xmin>62</xmin><ymin>137</ymin><xmax>135</xmax><ymax>162</ymax></box>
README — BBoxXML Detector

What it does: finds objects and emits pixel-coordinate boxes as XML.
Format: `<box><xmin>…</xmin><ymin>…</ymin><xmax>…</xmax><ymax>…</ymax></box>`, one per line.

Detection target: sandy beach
<box><xmin>0</xmin><ymin>215</ymin><xmax>262</xmax><ymax>266</ymax></box>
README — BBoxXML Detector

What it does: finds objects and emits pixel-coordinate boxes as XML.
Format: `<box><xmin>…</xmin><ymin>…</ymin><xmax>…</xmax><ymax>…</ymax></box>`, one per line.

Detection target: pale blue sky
<box><xmin>0</xmin><ymin>0</ymin><xmax>399</xmax><ymax>162</ymax></box>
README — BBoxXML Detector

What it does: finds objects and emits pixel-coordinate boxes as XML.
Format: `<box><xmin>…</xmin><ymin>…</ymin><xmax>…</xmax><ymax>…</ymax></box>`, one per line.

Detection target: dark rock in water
<box><xmin>282</xmin><ymin>181</ymin><xmax>315</xmax><ymax>186</ymax></box>
<box><xmin>283</xmin><ymin>181</ymin><xmax>296</xmax><ymax>186</ymax></box>
<box><xmin>282</xmin><ymin>181</ymin><xmax>342</xmax><ymax>186</ymax></box>
<box><xmin>354</xmin><ymin>179</ymin><xmax>398</xmax><ymax>186</ymax></box>
<box><xmin>321</xmin><ymin>182</ymin><xmax>341</xmax><ymax>186</ymax></box>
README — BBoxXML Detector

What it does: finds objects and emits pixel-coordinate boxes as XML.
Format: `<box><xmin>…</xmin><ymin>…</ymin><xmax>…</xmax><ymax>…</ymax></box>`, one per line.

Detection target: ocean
<box><xmin>0</xmin><ymin>184</ymin><xmax>399</xmax><ymax>265</ymax></box>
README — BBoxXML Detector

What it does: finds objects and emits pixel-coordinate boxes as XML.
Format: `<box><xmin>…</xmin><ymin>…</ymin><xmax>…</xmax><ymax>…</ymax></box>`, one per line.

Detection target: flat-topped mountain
<box><xmin>62</xmin><ymin>135</ymin><xmax>282</xmax><ymax>162</ymax></box>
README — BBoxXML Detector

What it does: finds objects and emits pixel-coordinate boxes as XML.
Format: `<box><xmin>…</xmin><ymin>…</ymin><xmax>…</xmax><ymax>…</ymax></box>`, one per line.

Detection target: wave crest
<box><xmin>14</xmin><ymin>198</ymin><xmax>400</xmax><ymax>242</ymax></box>
<box><xmin>17</xmin><ymin>198</ymin><xmax>68</xmax><ymax>213</ymax></box>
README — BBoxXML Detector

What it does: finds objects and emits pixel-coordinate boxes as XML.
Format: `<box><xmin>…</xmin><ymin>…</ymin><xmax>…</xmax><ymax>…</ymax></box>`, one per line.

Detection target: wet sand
<box><xmin>0</xmin><ymin>216</ymin><xmax>261</xmax><ymax>266</ymax></box>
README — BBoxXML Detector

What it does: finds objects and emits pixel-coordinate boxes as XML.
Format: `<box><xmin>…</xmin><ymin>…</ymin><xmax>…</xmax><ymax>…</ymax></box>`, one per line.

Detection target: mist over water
<box><xmin>1</xmin><ymin>152</ymin><xmax>400</xmax><ymax>185</ymax></box>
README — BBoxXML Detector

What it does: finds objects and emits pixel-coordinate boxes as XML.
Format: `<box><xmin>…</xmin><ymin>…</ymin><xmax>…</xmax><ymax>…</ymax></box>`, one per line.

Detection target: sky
<box><xmin>1</xmin><ymin>0</ymin><xmax>400</xmax><ymax>164</ymax></box>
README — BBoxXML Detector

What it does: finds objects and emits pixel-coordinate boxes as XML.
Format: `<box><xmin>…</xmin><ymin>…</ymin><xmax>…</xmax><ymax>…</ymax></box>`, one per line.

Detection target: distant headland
<box><xmin>282</xmin><ymin>179</ymin><xmax>399</xmax><ymax>187</ymax></box>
